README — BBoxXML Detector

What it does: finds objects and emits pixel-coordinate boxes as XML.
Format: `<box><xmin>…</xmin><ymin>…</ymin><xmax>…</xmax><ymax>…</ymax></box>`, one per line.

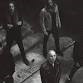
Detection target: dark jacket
<box><xmin>40</xmin><ymin>4</ymin><xmax>61</xmax><ymax>33</ymax></box>
<box><xmin>40</xmin><ymin>59</ymin><xmax>61</xmax><ymax>83</ymax></box>
<box><xmin>4</xmin><ymin>11</ymin><xmax>23</xmax><ymax>40</ymax></box>
<box><xmin>4</xmin><ymin>10</ymin><xmax>23</xmax><ymax>32</ymax></box>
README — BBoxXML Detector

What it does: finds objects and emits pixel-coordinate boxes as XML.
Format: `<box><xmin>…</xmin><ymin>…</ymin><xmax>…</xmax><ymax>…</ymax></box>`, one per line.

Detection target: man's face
<box><xmin>48</xmin><ymin>0</ymin><xmax>53</xmax><ymax>6</ymax></box>
<box><xmin>47</xmin><ymin>50</ymin><xmax>57</xmax><ymax>64</ymax></box>
<box><xmin>9</xmin><ymin>3</ymin><xmax>15</xmax><ymax>12</ymax></box>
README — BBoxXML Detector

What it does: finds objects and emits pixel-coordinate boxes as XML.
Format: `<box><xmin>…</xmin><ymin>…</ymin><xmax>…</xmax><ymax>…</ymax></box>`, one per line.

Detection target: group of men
<box><xmin>0</xmin><ymin>0</ymin><xmax>80</xmax><ymax>83</ymax></box>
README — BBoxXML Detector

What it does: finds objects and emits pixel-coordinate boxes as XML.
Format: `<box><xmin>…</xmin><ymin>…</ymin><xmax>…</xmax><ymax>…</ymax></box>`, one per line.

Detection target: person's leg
<box><xmin>5</xmin><ymin>63</ymin><xmax>15</xmax><ymax>83</ymax></box>
<box><xmin>16</xmin><ymin>35</ymin><xmax>29</xmax><ymax>65</ymax></box>
<box><xmin>43</xmin><ymin>34</ymin><xmax>49</xmax><ymax>58</ymax></box>
<box><xmin>69</xmin><ymin>41</ymin><xmax>80</xmax><ymax>81</ymax></box>
<box><xmin>68</xmin><ymin>64</ymin><xmax>79</xmax><ymax>83</ymax></box>
<box><xmin>73</xmin><ymin>41</ymin><xmax>80</xmax><ymax>64</ymax></box>
<box><xmin>0</xmin><ymin>77</ymin><xmax>3</xmax><ymax>83</ymax></box>
<box><xmin>52</xmin><ymin>31</ymin><xmax>62</xmax><ymax>56</ymax></box>
<box><xmin>6</xmin><ymin>32</ymin><xmax>13</xmax><ymax>50</ymax></box>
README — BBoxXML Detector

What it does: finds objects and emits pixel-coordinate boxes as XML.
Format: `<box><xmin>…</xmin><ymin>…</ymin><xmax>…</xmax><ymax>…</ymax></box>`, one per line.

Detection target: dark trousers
<box><xmin>0</xmin><ymin>68</ymin><xmax>14</xmax><ymax>83</ymax></box>
<box><xmin>0</xmin><ymin>75</ymin><xmax>14</xmax><ymax>83</ymax></box>
<box><xmin>43</xmin><ymin>29</ymin><xmax>61</xmax><ymax>57</ymax></box>
<box><xmin>69</xmin><ymin>41</ymin><xmax>80</xmax><ymax>81</ymax></box>
<box><xmin>6</xmin><ymin>29</ymin><xmax>25</xmax><ymax>59</ymax></box>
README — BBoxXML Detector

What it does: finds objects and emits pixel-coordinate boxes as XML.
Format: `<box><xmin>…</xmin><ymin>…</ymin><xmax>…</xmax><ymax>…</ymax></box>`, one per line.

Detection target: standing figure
<box><xmin>4</xmin><ymin>2</ymin><xmax>29</xmax><ymax>65</ymax></box>
<box><xmin>68</xmin><ymin>41</ymin><xmax>80</xmax><ymax>83</ymax></box>
<box><xmin>0</xmin><ymin>42</ymin><xmax>15</xmax><ymax>83</ymax></box>
<box><xmin>40</xmin><ymin>0</ymin><xmax>62</xmax><ymax>58</ymax></box>
<box><xmin>40</xmin><ymin>50</ymin><xmax>61</xmax><ymax>83</ymax></box>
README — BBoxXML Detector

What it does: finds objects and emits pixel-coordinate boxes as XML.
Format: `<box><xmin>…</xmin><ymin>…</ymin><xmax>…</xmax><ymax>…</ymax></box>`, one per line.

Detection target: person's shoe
<box><xmin>31</xmin><ymin>59</ymin><xmax>35</xmax><ymax>63</ymax></box>
<box><xmin>66</xmin><ymin>79</ymin><xmax>71</xmax><ymax>83</ymax></box>
<box><xmin>66</xmin><ymin>75</ymin><xmax>71</xmax><ymax>83</ymax></box>
<box><xmin>57</xmin><ymin>52</ymin><xmax>63</xmax><ymax>56</ymax></box>
<box><xmin>23</xmin><ymin>58</ymin><xmax>30</xmax><ymax>66</ymax></box>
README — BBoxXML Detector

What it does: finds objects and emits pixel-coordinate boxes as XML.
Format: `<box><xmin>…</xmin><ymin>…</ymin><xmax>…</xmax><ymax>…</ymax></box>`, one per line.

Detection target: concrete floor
<box><xmin>23</xmin><ymin>71</ymin><xmax>41</xmax><ymax>83</ymax></box>
<box><xmin>12</xmin><ymin>41</ymin><xmax>45</xmax><ymax>83</ymax></box>
<box><xmin>11</xmin><ymin>34</ymin><xmax>74</xmax><ymax>83</ymax></box>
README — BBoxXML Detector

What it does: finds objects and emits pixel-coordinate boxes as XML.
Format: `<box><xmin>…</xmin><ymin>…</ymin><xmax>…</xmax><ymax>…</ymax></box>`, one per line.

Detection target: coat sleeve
<box><xmin>40</xmin><ymin>66</ymin><xmax>47</xmax><ymax>83</ymax></box>
<box><xmin>55</xmin><ymin>4</ymin><xmax>61</xmax><ymax>29</ymax></box>
<box><xmin>40</xmin><ymin>9</ymin><xmax>47</xmax><ymax>33</ymax></box>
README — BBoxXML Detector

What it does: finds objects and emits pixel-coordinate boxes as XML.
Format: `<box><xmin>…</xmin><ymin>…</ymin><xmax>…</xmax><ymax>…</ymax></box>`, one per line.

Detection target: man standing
<box><xmin>40</xmin><ymin>0</ymin><xmax>62</xmax><ymax>58</ymax></box>
<box><xmin>4</xmin><ymin>2</ymin><xmax>29</xmax><ymax>65</ymax></box>
<box><xmin>67</xmin><ymin>41</ymin><xmax>80</xmax><ymax>82</ymax></box>
<box><xmin>40</xmin><ymin>50</ymin><xmax>61</xmax><ymax>83</ymax></box>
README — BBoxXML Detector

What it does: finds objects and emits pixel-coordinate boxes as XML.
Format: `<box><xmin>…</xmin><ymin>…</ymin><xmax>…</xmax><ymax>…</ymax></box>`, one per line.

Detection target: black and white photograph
<box><xmin>0</xmin><ymin>0</ymin><xmax>83</xmax><ymax>83</ymax></box>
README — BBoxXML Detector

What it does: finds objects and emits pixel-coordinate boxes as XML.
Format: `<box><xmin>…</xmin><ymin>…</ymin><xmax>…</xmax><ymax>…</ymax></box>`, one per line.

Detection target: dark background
<box><xmin>0</xmin><ymin>0</ymin><xmax>83</xmax><ymax>40</ymax></box>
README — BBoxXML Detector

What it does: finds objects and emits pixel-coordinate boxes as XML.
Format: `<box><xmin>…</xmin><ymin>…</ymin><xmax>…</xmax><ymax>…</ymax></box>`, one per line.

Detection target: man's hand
<box><xmin>43</xmin><ymin>28</ymin><xmax>48</xmax><ymax>35</ymax></box>
<box><xmin>76</xmin><ymin>62</ymin><xmax>80</xmax><ymax>67</ymax></box>
<box><xmin>7</xmin><ymin>24</ymin><xmax>13</xmax><ymax>29</ymax></box>
<box><xmin>44</xmin><ymin>31</ymin><xmax>48</xmax><ymax>35</ymax></box>
<box><xmin>0</xmin><ymin>25</ymin><xmax>3</xmax><ymax>29</ymax></box>
<box><xmin>17</xmin><ymin>21</ymin><xmax>22</xmax><ymax>26</ymax></box>
<box><xmin>59</xmin><ymin>21</ymin><xmax>61</xmax><ymax>28</ymax></box>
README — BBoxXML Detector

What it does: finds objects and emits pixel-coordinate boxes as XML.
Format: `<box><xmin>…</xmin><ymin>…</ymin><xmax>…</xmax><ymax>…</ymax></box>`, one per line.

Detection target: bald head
<box><xmin>48</xmin><ymin>50</ymin><xmax>56</xmax><ymax>55</ymax></box>
<box><xmin>47</xmin><ymin>50</ymin><xmax>57</xmax><ymax>64</ymax></box>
